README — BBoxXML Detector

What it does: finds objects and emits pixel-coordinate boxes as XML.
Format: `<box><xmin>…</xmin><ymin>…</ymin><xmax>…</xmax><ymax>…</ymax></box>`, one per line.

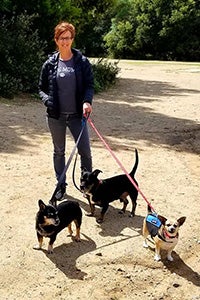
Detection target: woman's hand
<box><xmin>83</xmin><ymin>102</ymin><xmax>92</xmax><ymax>117</ymax></box>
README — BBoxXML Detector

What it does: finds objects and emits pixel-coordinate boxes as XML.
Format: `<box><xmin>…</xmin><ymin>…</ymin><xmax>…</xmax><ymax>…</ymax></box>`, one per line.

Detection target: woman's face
<box><xmin>55</xmin><ymin>30</ymin><xmax>74</xmax><ymax>51</ymax></box>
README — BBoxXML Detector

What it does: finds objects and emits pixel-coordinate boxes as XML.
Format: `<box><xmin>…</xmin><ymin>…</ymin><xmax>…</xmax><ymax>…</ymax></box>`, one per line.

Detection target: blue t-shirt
<box><xmin>57</xmin><ymin>57</ymin><xmax>77</xmax><ymax>113</ymax></box>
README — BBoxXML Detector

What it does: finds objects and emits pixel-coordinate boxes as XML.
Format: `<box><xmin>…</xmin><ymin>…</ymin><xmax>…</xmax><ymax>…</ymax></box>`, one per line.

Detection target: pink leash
<box><xmin>88</xmin><ymin>117</ymin><xmax>156</xmax><ymax>213</ymax></box>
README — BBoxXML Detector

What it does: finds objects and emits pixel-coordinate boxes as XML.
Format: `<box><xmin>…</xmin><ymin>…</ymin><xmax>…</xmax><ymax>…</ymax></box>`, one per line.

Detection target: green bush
<box><xmin>0</xmin><ymin>12</ymin><xmax>119</xmax><ymax>99</ymax></box>
<box><xmin>0</xmin><ymin>13</ymin><xmax>46</xmax><ymax>98</ymax></box>
<box><xmin>91</xmin><ymin>58</ymin><xmax>120</xmax><ymax>93</ymax></box>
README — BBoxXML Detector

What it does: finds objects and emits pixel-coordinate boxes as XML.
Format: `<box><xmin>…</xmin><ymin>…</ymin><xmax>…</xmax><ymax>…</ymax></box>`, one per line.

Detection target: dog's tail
<box><xmin>130</xmin><ymin>149</ymin><xmax>139</xmax><ymax>176</ymax></box>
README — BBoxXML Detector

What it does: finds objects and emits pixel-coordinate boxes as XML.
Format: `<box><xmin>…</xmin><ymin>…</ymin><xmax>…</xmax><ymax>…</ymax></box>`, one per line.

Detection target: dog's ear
<box><xmin>50</xmin><ymin>200</ymin><xmax>57</xmax><ymax>208</ymax></box>
<box><xmin>48</xmin><ymin>197</ymin><xmax>57</xmax><ymax>208</ymax></box>
<box><xmin>158</xmin><ymin>215</ymin><xmax>167</xmax><ymax>225</ymax></box>
<box><xmin>177</xmin><ymin>216</ymin><xmax>186</xmax><ymax>226</ymax></box>
<box><xmin>38</xmin><ymin>199</ymin><xmax>46</xmax><ymax>210</ymax></box>
<box><xmin>92</xmin><ymin>169</ymin><xmax>102</xmax><ymax>177</ymax></box>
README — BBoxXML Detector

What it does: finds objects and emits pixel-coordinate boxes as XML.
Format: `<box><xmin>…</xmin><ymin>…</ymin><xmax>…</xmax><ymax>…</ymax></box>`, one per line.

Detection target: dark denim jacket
<box><xmin>38</xmin><ymin>48</ymin><xmax>94</xmax><ymax>119</ymax></box>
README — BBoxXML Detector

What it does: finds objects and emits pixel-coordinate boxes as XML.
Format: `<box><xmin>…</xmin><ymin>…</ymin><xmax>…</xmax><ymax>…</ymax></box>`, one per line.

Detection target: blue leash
<box><xmin>49</xmin><ymin>116</ymin><xmax>88</xmax><ymax>206</ymax></box>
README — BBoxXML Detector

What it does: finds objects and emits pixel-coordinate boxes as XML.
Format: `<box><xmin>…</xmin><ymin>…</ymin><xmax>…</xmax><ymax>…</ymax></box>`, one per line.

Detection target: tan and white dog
<box><xmin>143</xmin><ymin>206</ymin><xmax>186</xmax><ymax>262</ymax></box>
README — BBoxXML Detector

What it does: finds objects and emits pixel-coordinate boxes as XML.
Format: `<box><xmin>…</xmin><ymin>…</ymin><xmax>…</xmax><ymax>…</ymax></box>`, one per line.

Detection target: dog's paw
<box><xmin>154</xmin><ymin>254</ymin><xmax>161</xmax><ymax>261</ymax></box>
<box><xmin>47</xmin><ymin>245</ymin><xmax>54</xmax><ymax>254</ymax></box>
<box><xmin>167</xmin><ymin>254</ymin><xmax>174</xmax><ymax>261</ymax></box>
<box><xmin>96</xmin><ymin>218</ymin><xmax>103</xmax><ymax>224</ymax></box>
<box><xmin>74</xmin><ymin>235</ymin><xmax>81</xmax><ymax>242</ymax></box>
<box><xmin>33</xmin><ymin>244</ymin><xmax>42</xmax><ymax>250</ymax></box>
<box><xmin>129</xmin><ymin>211</ymin><xmax>135</xmax><ymax>218</ymax></box>
<box><xmin>143</xmin><ymin>241</ymin><xmax>149</xmax><ymax>248</ymax></box>
<box><xmin>86</xmin><ymin>212</ymin><xmax>94</xmax><ymax>217</ymax></box>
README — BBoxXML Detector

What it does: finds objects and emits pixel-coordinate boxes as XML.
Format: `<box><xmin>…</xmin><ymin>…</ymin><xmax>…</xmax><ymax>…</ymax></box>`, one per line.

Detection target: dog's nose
<box><xmin>55</xmin><ymin>218</ymin><xmax>60</xmax><ymax>226</ymax></box>
<box><xmin>80</xmin><ymin>185</ymin><xmax>85</xmax><ymax>191</ymax></box>
<box><xmin>169</xmin><ymin>227</ymin><xmax>175</xmax><ymax>233</ymax></box>
<box><xmin>80</xmin><ymin>181</ymin><xmax>85</xmax><ymax>190</ymax></box>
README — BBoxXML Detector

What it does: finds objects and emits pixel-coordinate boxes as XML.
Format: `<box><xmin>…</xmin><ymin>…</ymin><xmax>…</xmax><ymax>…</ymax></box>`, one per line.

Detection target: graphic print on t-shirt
<box><xmin>57</xmin><ymin>58</ymin><xmax>77</xmax><ymax>113</ymax></box>
<box><xmin>58</xmin><ymin>66</ymin><xmax>75</xmax><ymax>78</ymax></box>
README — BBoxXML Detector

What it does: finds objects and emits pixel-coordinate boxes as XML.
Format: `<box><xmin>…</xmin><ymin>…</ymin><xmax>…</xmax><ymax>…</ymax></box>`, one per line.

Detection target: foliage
<box><xmin>91</xmin><ymin>59</ymin><xmax>120</xmax><ymax>93</ymax></box>
<box><xmin>104</xmin><ymin>0</ymin><xmax>200</xmax><ymax>61</ymax></box>
<box><xmin>1</xmin><ymin>0</ymin><xmax>117</xmax><ymax>56</ymax></box>
<box><xmin>2</xmin><ymin>0</ymin><xmax>199</xmax><ymax>62</ymax></box>
<box><xmin>70</xmin><ymin>0</ymin><xmax>117</xmax><ymax>57</ymax></box>
<box><xmin>0</xmin><ymin>0</ymin><xmax>120</xmax><ymax>98</ymax></box>
<box><xmin>0</xmin><ymin>13</ymin><xmax>46</xmax><ymax>98</ymax></box>
<box><xmin>0</xmin><ymin>0</ymin><xmax>199</xmax><ymax>99</ymax></box>
<box><xmin>0</xmin><ymin>11</ymin><xmax>120</xmax><ymax>98</ymax></box>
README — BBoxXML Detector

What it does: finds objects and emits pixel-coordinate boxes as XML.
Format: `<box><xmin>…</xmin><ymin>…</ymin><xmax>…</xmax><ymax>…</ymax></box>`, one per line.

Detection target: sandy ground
<box><xmin>0</xmin><ymin>61</ymin><xmax>200</xmax><ymax>300</ymax></box>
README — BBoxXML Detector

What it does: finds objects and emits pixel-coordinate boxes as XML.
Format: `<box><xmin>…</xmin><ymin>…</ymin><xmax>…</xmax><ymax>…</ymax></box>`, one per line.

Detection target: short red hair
<box><xmin>54</xmin><ymin>21</ymin><xmax>75</xmax><ymax>40</ymax></box>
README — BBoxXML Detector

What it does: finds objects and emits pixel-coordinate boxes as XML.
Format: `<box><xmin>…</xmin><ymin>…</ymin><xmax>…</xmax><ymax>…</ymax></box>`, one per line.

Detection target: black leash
<box><xmin>72</xmin><ymin>152</ymin><xmax>82</xmax><ymax>193</ymax></box>
<box><xmin>49</xmin><ymin>115</ymin><xmax>88</xmax><ymax>206</ymax></box>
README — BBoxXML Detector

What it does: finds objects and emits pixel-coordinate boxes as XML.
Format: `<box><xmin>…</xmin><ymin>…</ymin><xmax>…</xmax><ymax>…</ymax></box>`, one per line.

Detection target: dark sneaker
<box><xmin>55</xmin><ymin>183</ymin><xmax>67</xmax><ymax>201</ymax></box>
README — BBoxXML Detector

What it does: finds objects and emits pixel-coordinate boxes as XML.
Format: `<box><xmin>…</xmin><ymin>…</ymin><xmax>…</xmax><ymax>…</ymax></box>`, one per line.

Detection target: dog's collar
<box><xmin>38</xmin><ymin>225</ymin><xmax>55</xmax><ymax>237</ymax></box>
<box><xmin>83</xmin><ymin>179</ymin><xmax>103</xmax><ymax>198</ymax></box>
<box><xmin>91</xmin><ymin>179</ymin><xmax>103</xmax><ymax>193</ymax></box>
<box><xmin>164</xmin><ymin>229</ymin><xmax>179</xmax><ymax>239</ymax></box>
<box><xmin>97</xmin><ymin>179</ymin><xmax>103</xmax><ymax>186</ymax></box>
<box><xmin>158</xmin><ymin>229</ymin><xmax>178</xmax><ymax>243</ymax></box>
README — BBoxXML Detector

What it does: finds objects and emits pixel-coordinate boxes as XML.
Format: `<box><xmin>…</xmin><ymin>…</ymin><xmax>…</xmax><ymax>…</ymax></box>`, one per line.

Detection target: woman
<box><xmin>39</xmin><ymin>21</ymin><xmax>94</xmax><ymax>200</ymax></box>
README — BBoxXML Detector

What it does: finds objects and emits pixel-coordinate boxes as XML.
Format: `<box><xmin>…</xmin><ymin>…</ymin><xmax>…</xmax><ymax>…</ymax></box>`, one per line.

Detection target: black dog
<box><xmin>80</xmin><ymin>149</ymin><xmax>139</xmax><ymax>223</ymax></box>
<box><xmin>33</xmin><ymin>199</ymin><xmax>82</xmax><ymax>253</ymax></box>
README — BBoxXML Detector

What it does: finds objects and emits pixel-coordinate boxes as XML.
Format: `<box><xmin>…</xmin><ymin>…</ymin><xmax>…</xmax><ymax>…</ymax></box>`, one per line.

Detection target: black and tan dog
<box><xmin>33</xmin><ymin>199</ymin><xmax>82</xmax><ymax>253</ymax></box>
<box><xmin>80</xmin><ymin>149</ymin><xmax>139</xmax><ymax>223</ymax></box>
<box><xmin>143</xmin><ymin>205</ymin><xmax>186</xmax><ymax>261</ymax></box>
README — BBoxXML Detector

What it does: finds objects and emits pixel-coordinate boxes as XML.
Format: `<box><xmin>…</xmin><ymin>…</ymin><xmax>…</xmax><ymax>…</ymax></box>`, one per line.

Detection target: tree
<box><xmin>104</xmin><ymin>0</ymin><xmax>140</xmax><ymax>58</ymax></box>
<box><xmin>159</xmin><ymin>0</ymin><xmax>200</xmax><ymax>60</ymax></box>
<box><xmin>104</xmin><ymin>0</ymin><xmax>200</xmax><ymax>61</ymax></box>
<box><xmin>70</xmin><ymin>0</ymin><xmax>117</xmax><ymax>56</ymax></box>
<box><xmin>0</xmin><ymin>13</ymin><xmax>46</xmax><ymax>97</ymax></box>
<box><xmin>0</xmin><ymin>0</ymin><xmax>120</xmax><ymax>98</ymax></box>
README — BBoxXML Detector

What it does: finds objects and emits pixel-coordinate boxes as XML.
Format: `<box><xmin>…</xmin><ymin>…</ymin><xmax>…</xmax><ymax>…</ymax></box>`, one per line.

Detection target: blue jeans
<box><xmin>47</xmin><ymin>114</ymin><xmax>92</xmax><ymax>185</ymax></box>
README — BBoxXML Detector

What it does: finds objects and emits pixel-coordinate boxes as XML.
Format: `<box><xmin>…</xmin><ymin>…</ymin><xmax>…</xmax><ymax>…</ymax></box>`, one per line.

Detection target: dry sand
<box><xmin>0</xmin><ymin>60</ymin><xmax>200</xmax><ymax>299</ymax></box>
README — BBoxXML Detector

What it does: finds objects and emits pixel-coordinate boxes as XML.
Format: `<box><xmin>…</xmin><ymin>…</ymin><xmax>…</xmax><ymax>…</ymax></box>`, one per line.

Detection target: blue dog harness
<box><xmin>146</xmin><ymin>214</ymin><xmax>162</xmax><ymax>237</ymax></box>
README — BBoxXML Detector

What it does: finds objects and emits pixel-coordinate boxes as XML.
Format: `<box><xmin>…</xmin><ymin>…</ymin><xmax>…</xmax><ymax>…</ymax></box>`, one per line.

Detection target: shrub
<box><xmin>0</xmin><ymin>13</ymin><xmax>46</xmax><ymax>98</ymax></box>
<box><xmin>91</xmin><ymin>58</ymin><xmax>120</xmax><ymax>93</ymax></box>
<box><xmin>0</xmin><ymin>12</ymin><xmax>119</xmax><ymax>99</ymax></box>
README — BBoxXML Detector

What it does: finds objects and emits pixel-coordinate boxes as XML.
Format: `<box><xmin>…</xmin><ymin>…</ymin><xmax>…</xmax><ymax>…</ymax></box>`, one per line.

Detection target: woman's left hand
<box><xmin>83</xmin><ymin>102</ymin><xmax>92</xmax><ymax>117</ymax></box>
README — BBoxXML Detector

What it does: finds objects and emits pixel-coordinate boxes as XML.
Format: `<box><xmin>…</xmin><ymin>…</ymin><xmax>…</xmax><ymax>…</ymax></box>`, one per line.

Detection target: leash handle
<box><xmin>88</xmin><ymin>117</ymin><xmax>156</xmax><ymax>213</ymax></box>
<box><xmin>50</xmin><ymin>116</ymin><xmax>88</xmax><ymax>204</ymax></box>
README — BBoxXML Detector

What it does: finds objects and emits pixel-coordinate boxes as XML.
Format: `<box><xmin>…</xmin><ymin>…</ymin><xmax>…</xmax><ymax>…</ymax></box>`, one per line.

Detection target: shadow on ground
<box><xmin>41</xmin><ymin>233</ymin><xmax>96</xmax><ymax>280</ymax></box>
<box><xmin>1</xmin><ymin>77</ymin><xmax>200</xmax><ymax>154</ymax></box>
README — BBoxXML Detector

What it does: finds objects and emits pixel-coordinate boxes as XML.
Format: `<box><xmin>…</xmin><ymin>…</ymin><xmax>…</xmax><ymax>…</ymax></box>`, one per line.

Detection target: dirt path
<box><xmin>0</xmin><ymin>61</ymin><xmax>200</xmax><ymax>300</ymax></box>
